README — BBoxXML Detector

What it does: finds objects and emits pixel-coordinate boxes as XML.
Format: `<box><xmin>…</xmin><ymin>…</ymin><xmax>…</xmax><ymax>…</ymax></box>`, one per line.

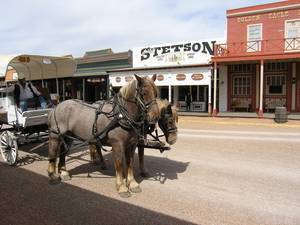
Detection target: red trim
<box><xmin>227</xmin><ymin>0</ymin><xmax>300</xmax><ymax>16</ymax></box>
<box><xmin>258</xmin><ymin>109</ymin><xmax>264</xmax><ymax>118</ymax></box>
<box><xmin>287</xmin><ymin>63</ymin><xmax>292</xmax><ymax>111</ymax></box>
<box><xmin>251</xmin><ymin>64</ymin><xmax>256</xmax><ymax>112</ymax></box>
<box><xmin>212</xmin><ymin>108</ymin><xmax>218</xmax><ymax>116</ymax></box>
<box><xmin>297</xmin><ymin>62</ymin><xmax>300</xmax><ymax>112</ymax></box>
<box><xmin>213</xmin><ymin>52</ymin><xmax>300</xmax><ymax>63</ymax></box>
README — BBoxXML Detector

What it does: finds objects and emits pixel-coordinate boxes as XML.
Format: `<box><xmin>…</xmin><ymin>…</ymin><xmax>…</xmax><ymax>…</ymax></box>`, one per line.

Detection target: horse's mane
<box><xmin>157</xmin><ymin>99</ymin><xmax>178</xmax><ymax>123</ymax></box>
<box><xmin>119</xmin><ymin>76</ymin><xmax>158</xmax><ymax>99</ymax></box>
<box><xmin>119</xmin><ymin>79</ymin><xmax>137</xmax><ymax>99</ymax></box>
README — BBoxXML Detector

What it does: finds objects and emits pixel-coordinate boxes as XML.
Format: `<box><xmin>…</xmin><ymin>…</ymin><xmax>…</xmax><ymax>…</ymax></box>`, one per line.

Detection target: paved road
<box><xmin>1</xmin><ymin>117</ymin><xmax>300</xmax><ymax>225</ymax></box>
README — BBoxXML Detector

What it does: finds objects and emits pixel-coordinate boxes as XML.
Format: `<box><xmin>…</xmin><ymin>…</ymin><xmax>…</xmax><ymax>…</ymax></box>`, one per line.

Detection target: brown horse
<box><xmin>138</xmin><ymin>99</ymin><xmax>178</xmax><ymax>177</ymax></box>
<box><xmin>47</xmin><ymin>74</ymin><xmax>159</xmax><ymax>197</ymax></box>
<box><xmin>90</xmin><ymin>99</ymin><xmax>178</xmax><ymax>177</ymax></box>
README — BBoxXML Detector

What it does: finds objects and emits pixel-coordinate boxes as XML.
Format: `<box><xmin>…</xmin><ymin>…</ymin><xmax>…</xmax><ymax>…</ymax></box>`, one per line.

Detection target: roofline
<box><xmin>107</xmin><ymin>63</ymin><xmax>212</xmax><ymax>73</ymax></box>
<box><xmin>227</xmin><ymin>2</ymin><xmax>300</xmax><ymax>18</ymax></box>
<box><xmin>76</xmin><ymin>51</ymin><xmax>131</xmax><ymax>64</ymax></box>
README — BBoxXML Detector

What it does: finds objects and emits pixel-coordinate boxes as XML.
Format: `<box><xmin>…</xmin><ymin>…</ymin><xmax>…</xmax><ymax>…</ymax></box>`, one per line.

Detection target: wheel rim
<box><xmin>0</xmin><ymin>131</ymin><xmax>18</xmax><ymax>165</ymax></box>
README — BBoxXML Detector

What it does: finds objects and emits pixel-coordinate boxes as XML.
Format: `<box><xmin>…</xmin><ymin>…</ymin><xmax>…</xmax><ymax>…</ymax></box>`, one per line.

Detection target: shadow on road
<box><xmin>68</xmin><ymin>151</ymin><xmax>189</xmax><ymax>184</ymax></box>
<box><xmin>0</xmin><ymin>162</ymin><xmax>195</xmax><ymax>225</ymax></box>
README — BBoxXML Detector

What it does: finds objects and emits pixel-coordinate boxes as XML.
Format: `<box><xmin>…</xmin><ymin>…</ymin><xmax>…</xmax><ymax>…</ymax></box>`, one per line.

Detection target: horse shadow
<box><xmin>135</xmin><ymin>154</ymin><xmax>190</xmax><ymax>184</ymax></box>
<box><xmin>68</xmin><ymin>150</ymin><xmax>190</xmax><ymax>184</ymax></box>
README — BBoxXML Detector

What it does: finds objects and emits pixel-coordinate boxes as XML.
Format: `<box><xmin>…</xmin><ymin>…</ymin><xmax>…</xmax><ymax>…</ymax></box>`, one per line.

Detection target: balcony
<box><xmin>213</xmin><ymin>37</ymin><xmax>300</xmax><ymax>61</ymax></box>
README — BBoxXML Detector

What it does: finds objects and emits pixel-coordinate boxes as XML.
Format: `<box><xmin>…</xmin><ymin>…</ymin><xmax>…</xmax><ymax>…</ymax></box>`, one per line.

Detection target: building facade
<box><xmin>212</xmin><ymin>0</ymin><xmax>300</xmax><ymax>116</ymax></box>
<box><xmin>74</xmin><ymin>49</ymin><xmax>132</xmax><ymax>103</ymax></box>
<box><xmin>109</xmin><ymin>40</ymin><xmax>216</xmax><ymax>112</ymax></box>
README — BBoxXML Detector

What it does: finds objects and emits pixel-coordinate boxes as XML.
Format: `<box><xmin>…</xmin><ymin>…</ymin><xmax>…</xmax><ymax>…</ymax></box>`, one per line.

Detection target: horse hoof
<box><xmin>119</xmin><ymin>191</ymin><xmax>131</xmax><ymax>198</ymax></box>
<box><xmin>130</xmin><ymin>186</ymin><xmax>142</xmax><ymax>193</ymax></box>
<box><xmin>140</xmin><ymin>171</ymin><xmax>149</xmax><ymax>177</ymax></box>
<box><xmin>60</xmin><ymin>174</ymin><xmax>71</xmax><ymax>182</ymax></box>
<box><xmin>60</xmin><ymin>171</ymin><xmax>71</xmax><ymax>182</ymax></box>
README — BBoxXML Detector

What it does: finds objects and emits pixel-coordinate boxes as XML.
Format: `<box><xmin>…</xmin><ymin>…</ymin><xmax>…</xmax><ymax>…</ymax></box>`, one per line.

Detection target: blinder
<box><xmin>135</xmin><ymin>86</ymin><xmax>158</xmax><ymax>124</ymax></box>
<box><xmin>159</xmin><ymin>112</ymin><xmax>177</xmax><ymax>137</ymax></box>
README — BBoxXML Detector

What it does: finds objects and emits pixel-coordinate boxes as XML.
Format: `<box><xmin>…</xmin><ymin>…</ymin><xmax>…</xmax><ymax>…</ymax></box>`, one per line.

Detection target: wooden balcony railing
<box><xmin>214</xmin><ymin>37</ymin><xmax>300</xmax><ymax>58</ymax></box>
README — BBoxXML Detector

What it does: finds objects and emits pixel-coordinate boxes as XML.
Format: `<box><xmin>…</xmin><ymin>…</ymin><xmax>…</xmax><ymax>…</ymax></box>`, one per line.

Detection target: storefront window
<box><xmin>200</xmin><ymin>86</ymin><xmax>206</xmax><ymax>102</ymax></box>
<box><xmin>178</xmin><ymin>86</ymin><xmax>189</xmax><ymax>101</ymax></box>
<box><xmin>192</xmin><ymin>86</ymin><xmax>197</xmax><ymax>101</ymax></box>
<box><xmin>160</xmin><ymin>86</ymin><xmax>174</xmax><ymax>102</ymax></box>
<box><xmin>266</xmin><ymin>74</ymin><xmax>286</xmax><ymax>95</ymax></box>
<box><xmin>74</xmin><ymin>78</ymin><xmax>83</xmax><ymax>100</ymax></box>
<box><xmin>232</xmin><ymin>75</ymin><xmax>251</xmax><ymax>96</ymax></box>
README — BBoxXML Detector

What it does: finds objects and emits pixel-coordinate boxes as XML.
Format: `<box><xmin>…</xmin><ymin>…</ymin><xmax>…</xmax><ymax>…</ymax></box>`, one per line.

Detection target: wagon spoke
<box><xmin>0</xmin><ymin>131</ymin><xmax>18</xmax><ymax>165</ymax></box>
<box><xmin>1</xmin><ymin>140</ymin><xmax>8</xmax><ymax>146</ymax></box>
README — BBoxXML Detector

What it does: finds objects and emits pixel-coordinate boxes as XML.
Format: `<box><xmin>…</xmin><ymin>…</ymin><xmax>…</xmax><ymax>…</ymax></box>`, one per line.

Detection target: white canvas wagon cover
<box><xmin>0</xmin><ymin>54</ymin><xmax>76</xmax><ymax>81</ymax></box>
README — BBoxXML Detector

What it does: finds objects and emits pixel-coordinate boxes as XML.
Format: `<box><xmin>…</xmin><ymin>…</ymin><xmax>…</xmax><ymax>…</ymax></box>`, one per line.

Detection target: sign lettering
<box><xmin>133</xmin><ymin>40</ymin><xmax>218</xmax><ymax>67</ymax></box>
<box><xmin>237</xmin><ymin>15</ymin><xmax>260</xmax><ymax>23</ymax></box>
<box><xmin>268</xmin><ymin>11</ymin><xmax>288</xmax><ymax>19</ymax></box>
<box><xmin>140</xmin><ymin>41</ymin><xmax>215</xmax><ymax>61</ymax></box>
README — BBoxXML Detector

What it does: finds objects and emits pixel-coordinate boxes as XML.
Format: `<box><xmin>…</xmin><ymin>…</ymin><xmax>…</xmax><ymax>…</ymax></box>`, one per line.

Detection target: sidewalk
<box><xmin>178</xmin><ymin>111</ymin><xmax>300</xmax><ymax>120</ymax></box>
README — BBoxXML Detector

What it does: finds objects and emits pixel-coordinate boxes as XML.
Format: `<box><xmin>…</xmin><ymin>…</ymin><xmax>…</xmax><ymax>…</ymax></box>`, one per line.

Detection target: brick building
<box><xmin>212</xmin><ymin>0</ymin><xmax>300</xmax><ymax>117</ymax></box>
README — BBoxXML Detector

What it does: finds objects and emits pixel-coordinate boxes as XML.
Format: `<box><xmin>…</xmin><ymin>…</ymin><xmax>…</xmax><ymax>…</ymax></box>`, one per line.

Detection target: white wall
<box><xmin>109</xmin><ymin>67</ymin><xmax>211</xmax><ymax>87</ymax></box>
<box><xmin>219</xmin><ymin>65</ymin><xmax>228</xmax><ymax>112</ymax></box>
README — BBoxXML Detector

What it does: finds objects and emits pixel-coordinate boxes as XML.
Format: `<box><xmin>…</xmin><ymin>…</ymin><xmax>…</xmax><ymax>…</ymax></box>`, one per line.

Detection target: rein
<box><xmin>49</xmin><ymin>84</ymin><xmax>157</xmax><ymax>155</ymax></box>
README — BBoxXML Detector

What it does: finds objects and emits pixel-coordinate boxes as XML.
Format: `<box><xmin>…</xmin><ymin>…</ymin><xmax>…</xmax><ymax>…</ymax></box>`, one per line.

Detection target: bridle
<box><xmin>158</xmin><ymin>111</ymin><xmax>178</xmax><ymax>138</ymax></box>
<box><xmin>121</xmin><ymin>81</ymin><xmax>158</xmax><ymax>125</ymax></box>
<box><xmin>135</xmin><ymin>87</ymin><xmax>158</xmax><ymax>122</ymax></box>
<box><xmin>115</xmin><ymin>80</ymin><xmax>159</xmax><ymax>134</ymax></box>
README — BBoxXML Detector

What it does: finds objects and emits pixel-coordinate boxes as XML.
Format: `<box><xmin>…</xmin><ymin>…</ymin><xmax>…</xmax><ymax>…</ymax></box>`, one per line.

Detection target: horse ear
<box><xmin>151</xmin><ymin>74</ymin><xmax>157</xmax><ymax>82</ymax></box>
<box><xmin>134</xmin><ymin>74</ymin><xmax>143</xmax><ymax>85</ymax></box>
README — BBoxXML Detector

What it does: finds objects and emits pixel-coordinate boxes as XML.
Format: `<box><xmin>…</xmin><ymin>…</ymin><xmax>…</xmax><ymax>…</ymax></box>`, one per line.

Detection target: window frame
<box><xmin>247</xmin><ymin>23</ymin><xmax>263</xmax><ymax>52</ymax></box>
<box><xmin>265</xmin><ymin>74</ymin><xmax>286</xmax><ymax>96</ymax></box>
<box><xmin>232</xmin><ymin>75</ymin><xmax>252</xmax><ymax>97</ymax></box>
<box><xmin>285</xmin><ymin>19</ymin><xmax>300</xmax><ymax>39</ymax></box>
<box><xmin>285</xmin><ymin>19</ymin><xmax>300</xmax><ymax>52</ymax></box>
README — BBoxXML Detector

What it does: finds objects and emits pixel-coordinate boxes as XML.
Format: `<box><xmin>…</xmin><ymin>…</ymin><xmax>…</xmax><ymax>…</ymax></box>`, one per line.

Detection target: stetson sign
<box><xmin>133</xmin><ymin>40</ymin><xmax>216</xmax><ymax>68</ymax></box>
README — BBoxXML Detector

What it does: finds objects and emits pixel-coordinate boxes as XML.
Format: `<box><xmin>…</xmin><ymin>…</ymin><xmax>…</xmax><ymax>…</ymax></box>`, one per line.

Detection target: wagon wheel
<box><xmin>0</xmin><ymin>130</ymin><xmax>18</xmax><ymax>165</ymax></box>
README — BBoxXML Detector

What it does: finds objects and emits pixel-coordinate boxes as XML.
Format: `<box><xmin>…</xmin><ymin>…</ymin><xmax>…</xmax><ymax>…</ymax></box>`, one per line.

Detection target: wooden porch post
<box><xmin>258</xmin><ymin>59</ymin><xmax>264</xmax><ymax>118</ymax></box>
<box><xmin>212</xmin><ymin>62</ymin><xmax>218</xmax><ymax>116</ymax></box>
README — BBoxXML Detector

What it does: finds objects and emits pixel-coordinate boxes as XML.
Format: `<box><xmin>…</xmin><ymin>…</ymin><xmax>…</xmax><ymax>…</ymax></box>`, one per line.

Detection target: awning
<box><xmin>0</xmin><ymin>54</ymin><xmax>76</xmax><ymax>81</ymax></box>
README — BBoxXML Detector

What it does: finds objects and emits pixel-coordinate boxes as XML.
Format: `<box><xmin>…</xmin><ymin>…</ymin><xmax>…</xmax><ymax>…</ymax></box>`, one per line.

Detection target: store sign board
<box><xmin>109</xmin><ymin>67</ymin><xmax>211</xmax><ymax>87</ymax></box>
<box><xmin>133</xmin><ymin>40</ymin><xmax>216</xmax><ymax>67</ymax></box>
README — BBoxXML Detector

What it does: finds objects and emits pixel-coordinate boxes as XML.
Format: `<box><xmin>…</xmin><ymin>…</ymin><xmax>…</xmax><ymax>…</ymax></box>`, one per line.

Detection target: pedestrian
<box><xmin>185</xmin><ymin>91</ymin><xmax>192</xmax><ymax>111</ymax></box>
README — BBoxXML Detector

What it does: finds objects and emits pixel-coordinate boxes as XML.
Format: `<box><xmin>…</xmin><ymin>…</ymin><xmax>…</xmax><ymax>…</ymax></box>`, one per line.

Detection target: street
<box><xmin>1</xmin><ymin>117</ymin><xmax>300</xmax><ymax>225</ymax></box>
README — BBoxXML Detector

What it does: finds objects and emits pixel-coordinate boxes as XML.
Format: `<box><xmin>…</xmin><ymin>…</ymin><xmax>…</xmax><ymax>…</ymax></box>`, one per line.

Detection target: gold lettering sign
<box><xmin>237</xmin><ymin>15</ymin><xmax>260</xmax><ymax>23</ymax></box>
<box><xmin>268</xmin><ymin>11</ymin><xmax>288</xmax><ymax>19</ymax></box>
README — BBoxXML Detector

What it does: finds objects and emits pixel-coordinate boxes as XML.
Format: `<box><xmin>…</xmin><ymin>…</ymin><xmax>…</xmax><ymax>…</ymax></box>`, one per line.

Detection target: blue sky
<box><xmin>0</xmin><ymin>0</ymin><xmax>276</xmax><ymax>57</ymax></box>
